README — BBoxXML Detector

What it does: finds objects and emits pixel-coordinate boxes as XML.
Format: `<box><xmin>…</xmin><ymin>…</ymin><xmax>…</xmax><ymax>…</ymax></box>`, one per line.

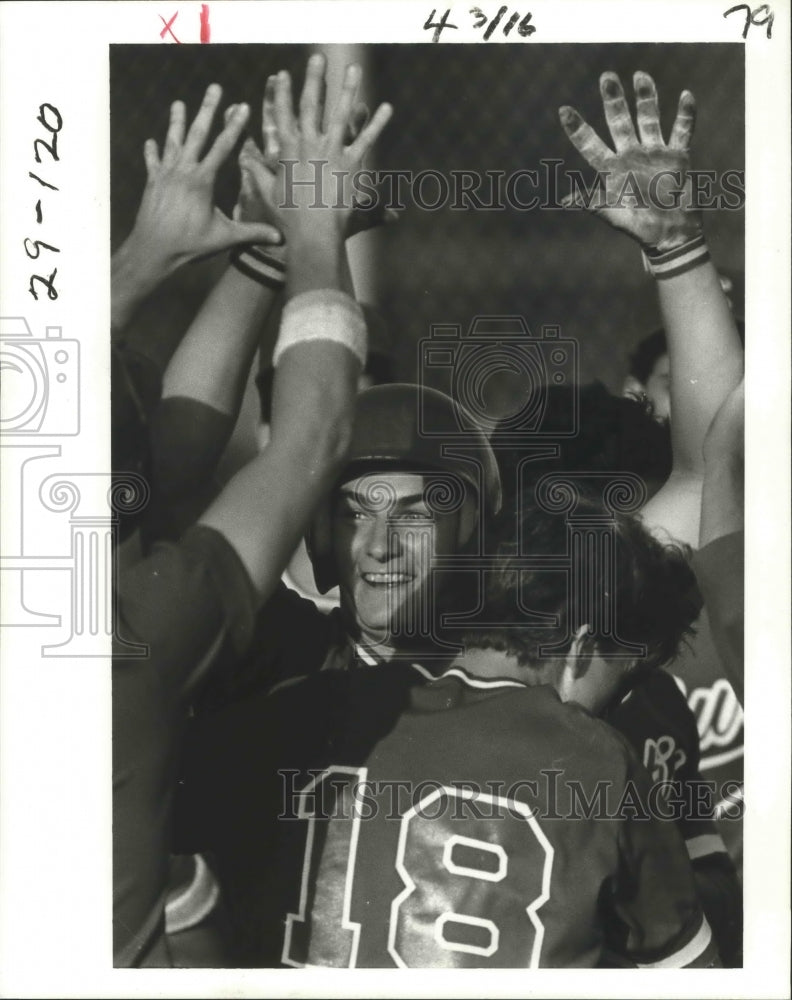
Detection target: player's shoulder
<box><xmin>435</xmin><ymin>669</ymin><xmax>643</xmax><ymax>774</ymax></box>
<box><xmin>562</xmin><ymin>696</ymin><xmax>647</xmax><ymax>764</ymax></box>
<box><xmin>608</xmin><ymin>668</ymin><xmax>698</xmax><ymax>743</ymax></box>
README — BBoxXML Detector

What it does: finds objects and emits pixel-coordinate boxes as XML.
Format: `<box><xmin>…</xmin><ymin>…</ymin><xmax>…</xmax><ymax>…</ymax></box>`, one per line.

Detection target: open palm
<box><xmin>559</xmin><ymin>71</ymin><xmax>702</xmax><ymax>252</ymax></box>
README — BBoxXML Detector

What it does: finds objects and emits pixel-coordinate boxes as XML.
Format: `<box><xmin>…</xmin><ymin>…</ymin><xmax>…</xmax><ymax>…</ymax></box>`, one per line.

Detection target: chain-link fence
<box><xmin>111</xmin><ymin>42</ymin><xmax>744</xmax><ymax>391</ymax></box>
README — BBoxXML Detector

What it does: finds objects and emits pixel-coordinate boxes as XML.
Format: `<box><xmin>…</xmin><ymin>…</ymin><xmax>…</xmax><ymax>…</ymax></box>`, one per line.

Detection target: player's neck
<box><xmin>454</xmin><ymin>647</ymin><xmax>554</xmax><ymax>687</ymax></box>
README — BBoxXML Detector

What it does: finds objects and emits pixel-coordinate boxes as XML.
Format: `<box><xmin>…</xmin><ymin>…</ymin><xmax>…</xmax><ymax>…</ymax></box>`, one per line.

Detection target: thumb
<box><xmin>230</xmin><ymin>220</ymin><xmax>285</xmax><ymax>246</ymax></box>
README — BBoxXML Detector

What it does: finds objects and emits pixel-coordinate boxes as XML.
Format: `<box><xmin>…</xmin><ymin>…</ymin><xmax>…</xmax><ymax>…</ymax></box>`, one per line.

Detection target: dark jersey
<box><xmin>113</xmin><ymin>525</ymin><xmax>258</xmax><ymax>966</ymax></box>
<box><xmin>605</xmin><ymin>668</ymin><xmax>730</xmax><ymax>861</ymax></box>
<box><xmin>665</xmin><ymin>612</ymin><xmax>743</xmax><ymax>876</ymax></box>
<box><xmin>605</xmin><ymin>668</ymin><xmax>742</xmax><ymax>965</ymax></box>
<box><xmin>175</xmin><ymin>662</ymin><xmax>717</xmax><ymax>969</ymax></box>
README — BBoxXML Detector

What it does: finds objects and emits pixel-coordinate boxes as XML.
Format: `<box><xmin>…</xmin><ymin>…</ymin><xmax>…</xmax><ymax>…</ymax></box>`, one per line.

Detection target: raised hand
<box><xmin>559</xmin><ymin>71</ymin><xmax>701</xmax><ymax>252</ymax></box>
<box><xmin>131</xmin><ymin>83</ymin><xmax>283</xmax><ymax>266</ymax></box>
<box><xmin>236</xmin><ymin>64</ymin><xmax>396</xmax><ymax>241</ymax></box>
<box><xmin>268</xmin><ymin>54</ymin><xmax>393</xmax><ymax>244</ymax></box>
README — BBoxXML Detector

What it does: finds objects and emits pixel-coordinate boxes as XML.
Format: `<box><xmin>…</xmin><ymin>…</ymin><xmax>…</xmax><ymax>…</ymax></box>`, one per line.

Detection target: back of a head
<box><xmin>460</xmin><ymin>496</ymin><xmax>701</xmax><ymax>674</ymax></box>
<box><xmin>492</xmin><ymin>382</ymin><xmax>672</xmax><ymax>517</ymax></box>
<box><xmin>628</xmin><ymin>329</ymin><xmax>668</xmax><ymax>385</ymax></box>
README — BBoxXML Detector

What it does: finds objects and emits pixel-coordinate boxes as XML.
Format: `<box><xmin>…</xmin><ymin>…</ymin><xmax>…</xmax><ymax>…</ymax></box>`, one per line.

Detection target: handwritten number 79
<box><xmin>723</xmin><ymin>3</ymin><xmax>773</xmax><ymax>38</ymax></box>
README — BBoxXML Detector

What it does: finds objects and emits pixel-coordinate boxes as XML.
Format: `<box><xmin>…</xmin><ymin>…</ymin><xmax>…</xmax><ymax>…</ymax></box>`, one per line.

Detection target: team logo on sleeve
<box><xmin>643</xmin><ymin>735</ymin><xmax>687</xmax><ymax>784</ymax></box>
<box><xmin>672</xmin><ymin>675</ymin><xmax>744</xmax><ymax>771</ymax></box>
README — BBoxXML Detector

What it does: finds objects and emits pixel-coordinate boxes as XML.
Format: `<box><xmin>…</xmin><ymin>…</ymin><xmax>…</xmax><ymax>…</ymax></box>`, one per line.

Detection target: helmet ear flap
<box><xmin>305</xmin><ymin>499</ymin><xmax>336</xmax><ymax>594</ymax></box>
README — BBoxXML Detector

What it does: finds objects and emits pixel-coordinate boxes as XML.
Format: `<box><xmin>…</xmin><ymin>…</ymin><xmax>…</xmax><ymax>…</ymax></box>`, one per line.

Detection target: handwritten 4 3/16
<box><xmin>425</xmin><ymin>6</ymin><xmax>535</xmax><ymax>42</ymax></box>
<box><xmin>26</xmin><ymin>103</ymin><xmax>62</xmax><ymax>302</ymax></box>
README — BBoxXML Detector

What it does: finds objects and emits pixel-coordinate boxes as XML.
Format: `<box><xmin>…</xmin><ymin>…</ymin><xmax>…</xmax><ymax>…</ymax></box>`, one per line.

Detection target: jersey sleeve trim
<box><xmin>686</xmin><ymin>832</ymin><xmax>729</xmax><ymax>862</ymax></box>
<box><xmin>164</xmin><ymin>854</ymin><xmax>220</xmax><ymax>934</ymax></box>
<box><xmin>409</xmin><ymin>661</ymin><xmax>526</xmax><ymax>691</ymax></box>
<box><xmin>636</xmin><ymin>915</ymin><xmax>714</xmax><ymax>968</ymax></box>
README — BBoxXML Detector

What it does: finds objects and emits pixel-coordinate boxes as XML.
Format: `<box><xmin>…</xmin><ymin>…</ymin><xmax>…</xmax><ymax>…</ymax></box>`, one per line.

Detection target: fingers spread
<box><xmin>327</xmin><ymin>63</ymin><xmax>361</xmax><ymax>149</ymax></box>
<box><xmin>262</xmin><ymin>74</ymin><xmax>281</xmax><ymax>166</ymax></box>
<box><xmin>345</xmin><ymin>101</ymin><xmax>392</xmax><ymax>162</ymax></box>
<box><xmin>142</xmin><ymin>138</ymin><xmax>160</xmax><ymax>176</ymax></box>
<box><xmin>633</xmin><ymin>71</ymin><xmax>663</xmax><ymax>147</ymax></box>
<box><xmin>346</xmin><ymin>102</ymin><xmax>370</xmax><ymax>145</ymax></box>
<box><xmin>668</xmin><ymin>89</ymin><xmax>696</xmax><ymax>152</ymax></box>
<box><xmin>600</xmin><ymin>72</ymin><xmax>638</xmax><ymax>152</ymax></box>
<box><xmin>299</xmin><ymin>52</ymin><xmax>326</xmax><ymax>137</ymax></box>
<box><xmin>558</xmin><ymin>105</ymin><xmax>612</xmax><ymax>171</ymax></box>
<box><xmin>202</xmin><ymin>102</ymin><xmax>250</xmax><ymax>174</ymax></box>
<box><xmin>182</xmin><ymin>83</ymin><xmax>223</xmax><ymax>161</ymax></box>
<box><xmin>273</xmin><ymin>71</ymin><xmax>296</xmax><ymax>148</ymax></box>
<box><xmin>239</xmin><ymin>135</ymin><xmax>266</xmax><ymax>168</ymax></box>
<box><xmin>239</xmin><ymin>151</ymin><xmax>275</xmax><ymax>201</ymax></box>
<box><xmin>162</xmin><ymin>100</ymin><xmax>186</xmax><ymax>166</ymax></box>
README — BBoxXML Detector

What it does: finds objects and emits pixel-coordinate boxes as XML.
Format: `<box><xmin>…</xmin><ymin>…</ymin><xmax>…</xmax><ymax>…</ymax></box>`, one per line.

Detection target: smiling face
<box><xmin>332</xmin><ymin>471</ymin><xmax>470</xmax><ymax>649</ymax></box>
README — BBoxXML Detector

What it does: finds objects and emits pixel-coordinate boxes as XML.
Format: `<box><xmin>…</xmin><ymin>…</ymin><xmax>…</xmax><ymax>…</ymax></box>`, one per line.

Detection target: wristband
<box><xmin>230</xmin><ymin>245</ymin><xmax>286</xmax><ymax>290</ymax></box>
<box><xmin>642</xmin><ymin>233</ymin><xmax>710</xmax><ymax>281</ymax></box>
<box><xmin>273</xmin><ymin>289</ymin><xmax>367</xmax><ymax>368</ymax></box>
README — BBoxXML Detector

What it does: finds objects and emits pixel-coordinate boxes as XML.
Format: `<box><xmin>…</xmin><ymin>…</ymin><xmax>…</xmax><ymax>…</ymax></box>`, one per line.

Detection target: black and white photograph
<box><xmin>0</xmin><ymin>2</ymin><xmax>789</xmax><ymax>997</ymax></box>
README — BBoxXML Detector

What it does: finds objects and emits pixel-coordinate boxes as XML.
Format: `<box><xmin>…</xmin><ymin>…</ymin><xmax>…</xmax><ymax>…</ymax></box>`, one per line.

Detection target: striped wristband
<box><xmin>273</xmin><ymin>289</ymin><xmax>367</xmax><ymax>368</ymax></box>
<box><xmin>642</xmin><ymin>233</ymin><xmax>710</xmax><ymax>281</ymax></box>
<box><xmin>230</xmin><ymin>245</ymin><xmax>287</xmax><ymax>290</ymax></box>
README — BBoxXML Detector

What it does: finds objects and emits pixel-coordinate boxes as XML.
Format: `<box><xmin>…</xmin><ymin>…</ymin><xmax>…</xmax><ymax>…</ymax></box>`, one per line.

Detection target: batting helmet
<box><xmin>307</xmin><ymin>383</ymin><xmax>502</xmax><ymax>593</ymax></box>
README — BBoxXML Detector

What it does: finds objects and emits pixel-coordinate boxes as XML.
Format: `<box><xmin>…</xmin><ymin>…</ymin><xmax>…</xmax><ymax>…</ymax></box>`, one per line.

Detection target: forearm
<box><xmin>199</xmin><ymin>340</ymin><xmax>359</xmax><ymax>595</ymax></box>
<box><xmin>656</xmin><ymin>257</ymin><xmax>743</xmax><ymax>473</ymax></box>
<box><xmin>287</xmin><ymin>229</ymin><xmax>344</xmax><ymax>300</ymax></box>
<box><xmin>699</xmin><ymin>457</ymin><xmax>743</xmax><ymax>548</ymax></box>
<box><xmin>161</xmin><ymin>266</ymin><xmax>279</xmax><ymax>415</ymax></box>
<box><xmin>111</xmin><ymin>236</ymin><xmax>175</xmax><ymax>335</ymax></box>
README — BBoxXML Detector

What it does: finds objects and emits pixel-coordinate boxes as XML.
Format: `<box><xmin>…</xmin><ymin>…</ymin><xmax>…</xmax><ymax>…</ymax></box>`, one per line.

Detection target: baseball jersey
<box><xmin>175</xmin><ymin>662</ymin><xmax>717</xmax><ymax>968</ymax></box>
<box><xmin>113</xmin><ymin>524</ymin><xmax>258</xmax><ymax>967</ymax></box>
<box><xmin>664</xmin><ymin>609</ymin><xmax>743</xmax><ymax>877</ymax></box>
<box><xmin>605</xmin><ymin>668</ymin><xmax>741</xmax><ymax>965</ymax></box>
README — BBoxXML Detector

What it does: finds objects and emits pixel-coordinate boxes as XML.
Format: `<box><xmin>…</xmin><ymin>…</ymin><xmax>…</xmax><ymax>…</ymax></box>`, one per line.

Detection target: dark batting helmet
<box><xmin>307</xmin><ymin>383</ymin><xmax>502</xmax><ymax>593</ymax></box>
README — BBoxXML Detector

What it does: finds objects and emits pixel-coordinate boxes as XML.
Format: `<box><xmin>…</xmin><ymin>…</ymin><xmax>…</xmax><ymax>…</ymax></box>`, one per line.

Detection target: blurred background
<box><xmin>111</xmin><ymin>42</ymin><xmax>744</xmax><ymax>449</ymax></box>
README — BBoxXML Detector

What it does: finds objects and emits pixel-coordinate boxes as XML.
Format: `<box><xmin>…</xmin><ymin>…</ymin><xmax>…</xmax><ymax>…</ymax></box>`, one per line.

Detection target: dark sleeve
<box><xmin>111</xmin><ymin>342</ymin><xmax>162</xmax><ymax>542</ymax></box>
<box><xmin>112</xmin><ymin>525</ymin><xmax>257</xmax><ymax>967</ymax></box>
<box><xmin>602</xmin><ymin>745</ymin><xmax>721</xmax><ymax>968</ymax></box>
<box><xmin>193</xmin><ymin>582</ymin><xmax>338</xmax><ymax>713</ymax></box>
<box><xmin>604</xmin><ymin>671</ymin><xmax>740</xmax><ymax>965</ymax></box>
<box><xmin>136</xmin><ymin>397</ymin><xmax>235</xmax><ymax>547</ymax></box>
<box><xmin>691</xmin><ymin>532</ymin><xmax>744</xmax><ymax>705</ymax></box>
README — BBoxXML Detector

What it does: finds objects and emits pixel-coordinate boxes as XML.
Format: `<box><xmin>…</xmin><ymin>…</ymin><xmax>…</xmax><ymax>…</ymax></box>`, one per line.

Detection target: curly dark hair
<box><xmin>459</xmin><ymin>497</ymin><xmax>701</xmax><ymax>673</ymax></box>
<box><xmin>491</xmin><ymin>381</ymin><xmax>673</xmax><ymax>520</ymax></box>
<box><xmin>628</xmin><ymin>328</ymin><xmax>668</xmax><ymax>384</ymax></box>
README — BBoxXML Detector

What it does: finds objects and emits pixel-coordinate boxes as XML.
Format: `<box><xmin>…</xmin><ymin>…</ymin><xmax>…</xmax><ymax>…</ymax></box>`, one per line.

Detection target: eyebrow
<box><xmin>337</xmin><ymin>489</ymin><xmax>429</xmax><ymax>509</ymax></box>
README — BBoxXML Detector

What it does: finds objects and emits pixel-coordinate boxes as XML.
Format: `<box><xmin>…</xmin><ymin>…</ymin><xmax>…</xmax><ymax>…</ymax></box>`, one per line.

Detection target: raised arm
<box><xmin>113</xmin><ymin>55</ymin><xmax>392</xmax><ymax>967</ymax></box>
<box><xmin>196</xmin><ymin>55</ymin><xmax>393</xmax><ymax>596</ymax></box>
<box><xmin>111</xmin><ymin>83</ymin><xmax>282</xmax><ymax>334</ymax></box>
<box><xmin>150</xmin><ymin>76</ymin><xmax>392</xmax><ymax>510</ymax></box>
<box><xmin>559</xmin><ymin>71</ymin><xmax>743</xmax><ymax>544</ymax></box>
<box><xmin>694</xmin><ymin>378</ymin><xmax>745</xmax><ymax>701</ymax></box>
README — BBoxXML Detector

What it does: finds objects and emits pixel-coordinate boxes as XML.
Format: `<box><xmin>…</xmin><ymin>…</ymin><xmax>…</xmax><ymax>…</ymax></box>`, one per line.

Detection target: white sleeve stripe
<box><xmin>686</xmin><ymin>832</ymin><xmax>729</xmax><ymax>861</ymax></box>
<box><xmin>165</xmin><ymin>854</ymin><xmax>220</xmax><ymax>934</ymax></box>
<box><xmin>636</xmin><ymin>916</ymin><xmax>713</xmax><ymax>969</ymax></box>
